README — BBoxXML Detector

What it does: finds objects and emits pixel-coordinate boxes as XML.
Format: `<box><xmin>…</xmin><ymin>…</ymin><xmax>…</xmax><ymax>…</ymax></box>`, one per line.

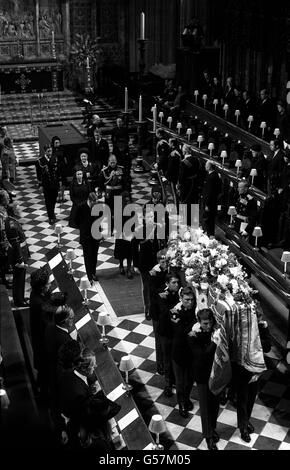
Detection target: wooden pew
<box><xmin>46</xmin><ymin>247</ymin><xmax>155</xmax><ymax>450</ymax></box>
<box><xmin>0</xmin><ymin>285</ymin><xmax>42</xmax><ymax>448</ymax></box>
<box><xmin>217</xmin><ymin>223</ymin><xmax>290</xmax><ymax>356</ymax></box>
<box><xmin>183</xmin><ymin>101</ymin><xmax>272</xmax><ymax>157</ymax></box>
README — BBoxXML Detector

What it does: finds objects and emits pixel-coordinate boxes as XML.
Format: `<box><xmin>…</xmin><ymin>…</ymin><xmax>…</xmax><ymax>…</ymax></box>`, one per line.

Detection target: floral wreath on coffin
<box><xmin>165</xmin><ymin>227</ymin><xmax>254</xmax><ymax>306</ymax></box>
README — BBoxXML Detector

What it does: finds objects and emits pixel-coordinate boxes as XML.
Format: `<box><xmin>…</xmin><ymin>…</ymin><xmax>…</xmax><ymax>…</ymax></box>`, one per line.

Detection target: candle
<box><xmin>138</xmin><ymin>95</ymin><xmax>142</xmax><ymax>122</ymax></box>
<box><xmin>124</xmin><ymin>87</ymin><xmax>128</xmax><ymax>113</ymax></box>
<box><xmin>52</xmin><ymin>30</ymin><xmax>55</xmax><ymax>43</ymax></box>
<box><xmin>86</xmin><ymin>56</ymin><xmax>90</xmax><ymax>68</ymax></box>
<box><xmin>0</xmin><ymin>83</ymin><xmax>1</xmax><ymax>105</ymax></box>
<box><xmin>152</xmin><ymin>104</ymin><xmax>157</xmax><ymax>132</ymax></box>
<box><xmin>140</xmin><ymin>12</ymin><xmax>145</xmax><ymax>40</ymax></box>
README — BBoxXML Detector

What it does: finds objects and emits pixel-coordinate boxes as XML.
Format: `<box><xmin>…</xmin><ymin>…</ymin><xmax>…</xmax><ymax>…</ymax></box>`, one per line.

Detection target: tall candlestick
<box><xmin>124</xmin><ymin>87</ymin><xmax>128</xmax><ymax>113</ymax></box>
<box><xmin>140</xmin><ymin>12</ymin><xmax>145</xmax><ymax>39</ymax></box>
<box><xmin>152</xmin><ymin>104</ymin><xmax>157</xmax><ymax>132</ymax></box>
<box><xmin>138</xmin><ymin>95</ymin><xmax>142</xmax><ymax>122</ymax></box>
<box><xmin>52</xmin><ymin>30</ymin><xmax>55</xmax><ymax>44</ymax></box>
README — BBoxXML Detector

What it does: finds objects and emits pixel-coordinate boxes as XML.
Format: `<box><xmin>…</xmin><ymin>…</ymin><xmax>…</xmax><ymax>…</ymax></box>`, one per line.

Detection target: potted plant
<box><xmin>69</xmin><ymin>34</ymin><xmax>103</xmax><ymax>92</ymax></box>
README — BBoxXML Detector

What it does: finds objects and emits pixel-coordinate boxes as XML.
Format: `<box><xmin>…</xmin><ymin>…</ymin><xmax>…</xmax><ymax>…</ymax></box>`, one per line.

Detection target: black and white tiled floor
<box><xmin>9</xmin><ymin>149</ymin><xmax>290</xmax><ymax>451</ymax></box>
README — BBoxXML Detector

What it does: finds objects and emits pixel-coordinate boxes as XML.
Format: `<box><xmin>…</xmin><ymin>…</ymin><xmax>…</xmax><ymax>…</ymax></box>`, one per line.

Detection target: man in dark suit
<box><xmin>258</xmin><ymin>89</ymin><xmax>275</xmax><ymax>137</ymax></box>
<box><xmin>241</xmin><ymin>90</ymin><xmax>256</xmax><ymax>127</ymax></box>
<box><xmin>111</xmin><ymin>118</ymin><xmax>129</xmax><ymax>154</ymax></box>
<box><xmin>202</xmin><ymin>160</ymin><xmax>221</xmax><ymax>236</ymax></box>
<box><xmin>45</xmin><ymin>304</ymin><xmax>76</xmax><ymax>443</ymax></box>
<box><xmin>250</xmin><ymin>144</ymin><xmax>268</xmax><ymax>192</ymax></box>
<box><xmin>155</xmin><ymin>128</ymin><xmax>170</xmax><ymax>175</ymax></box>
<box><xmin>268</xmin><ymin>139</ymin><xmax>285</xmax><ymax>193</ymax></box>
<box><xmin>178</xmin><ymin>144</ymin><xmax>203</xmax><ymax>226</ymax></box>
<box><xmin>75</xmin><ymin>192</ymin><xmax>101</xmax><ymax>284</ymax></box>
<box><xmin>188</xmin><ymin>308</ymin><xmax>220</xmax><ymax>450</ymax></box>
<box><xmin>155</xmin><ymin>274</ymin><xmax>180</xmax><ymax>396</ymax></box>
<box><xmin>170</xmin><ymin>286</ymin><xmax>197</xmax><ymax>418</ymax></box>
<box><xmin>58</xmin><ymin>348</ymin><xmax>120</xmax><ymax>450</ymax></box>
<box><xmin>92</xmin><ymin>128</ymin><xmax>110</xmax><ymax>170</ymax></box>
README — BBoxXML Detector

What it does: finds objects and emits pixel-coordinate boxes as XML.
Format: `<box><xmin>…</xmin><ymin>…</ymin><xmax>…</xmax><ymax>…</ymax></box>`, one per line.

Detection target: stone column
<box><xmin>35</xmin><ymin>0</ymin><xmax>40</xmax><ymax>56</ymax></box>
<box><xmin>63</xmin><ymin>0</ymin><xmax>70</xmax><ymax>56</ymax></box>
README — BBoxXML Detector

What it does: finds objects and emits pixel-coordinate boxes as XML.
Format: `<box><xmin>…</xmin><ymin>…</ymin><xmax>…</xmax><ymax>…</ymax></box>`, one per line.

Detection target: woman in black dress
<box><xmin>68</xmin><ymin>167</ymin><xmax>91</xmax><ymax>228</ymax></box>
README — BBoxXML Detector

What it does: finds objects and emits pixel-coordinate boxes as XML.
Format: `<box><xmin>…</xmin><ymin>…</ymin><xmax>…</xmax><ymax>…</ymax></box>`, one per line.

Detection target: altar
<box><xmin>0</xmin><ymin>60</ymin><xmax>64</xmax><ymax>94</ymax></box>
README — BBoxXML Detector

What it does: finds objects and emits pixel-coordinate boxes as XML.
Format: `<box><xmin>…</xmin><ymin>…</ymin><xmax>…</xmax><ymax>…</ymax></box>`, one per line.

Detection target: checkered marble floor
<box><xmin>9</xmin><ymin>161</ymin><xmax>290</xmax><ymax>451</ymax></box>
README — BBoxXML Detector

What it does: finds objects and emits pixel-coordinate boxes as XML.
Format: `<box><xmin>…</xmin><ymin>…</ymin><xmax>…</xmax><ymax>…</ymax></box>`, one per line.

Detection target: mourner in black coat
<box><xmin>188</xmin><ymin>308</ymin><xmax>220</xmax><ymax>450</ymax></box>
<box><xmin>202</xmin><ymin>161</ymin><xmax>222</xmax><ymax>236</ymax></box>
<box><xmin>170</xmin><ymin>286</ymin><xmax>197</xmax><ymax>418</ymax></box>
<box><xmin>75</xmin><ymin>193</ymin><xmax>101</xmax><ymax>283</ymax></box>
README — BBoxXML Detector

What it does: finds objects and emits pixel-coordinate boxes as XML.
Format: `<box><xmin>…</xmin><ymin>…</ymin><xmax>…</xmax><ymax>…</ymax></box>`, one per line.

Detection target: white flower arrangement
<box><xmin>166</xmin><ymin>227</ymin><xmax>254</xmax><ymax>304</ymax></box>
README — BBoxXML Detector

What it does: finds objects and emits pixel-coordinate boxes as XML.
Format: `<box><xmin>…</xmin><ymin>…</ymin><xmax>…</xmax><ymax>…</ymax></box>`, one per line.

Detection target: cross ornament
<box><xmin>15</xmin><ymin>73</ymin><xmax>31</xmax><ymax>91</ymax></box>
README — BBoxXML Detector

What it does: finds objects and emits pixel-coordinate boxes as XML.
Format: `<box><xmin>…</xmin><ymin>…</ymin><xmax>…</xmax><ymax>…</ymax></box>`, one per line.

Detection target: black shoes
<box><xmin>145</xmin><ymin>312</ymin><xmax>152</xmax><ymax>321</ymax></box>
<box><xmin>119</xmin><ymin>266</ymin><xmax>125</xmax><ymax>275</ymax></box>
<box><xmin>49</xmin><ymin>217</ymin><xmax>57</xmax><ymax>225</ymax></box>
<box><xmin>213</xmin><ymin>430</ymin><xmax>220</xmax><ymax>443</ymax></box>
<box><xmin>247</xmin><ymin>422</ymin><xmax>255</xmax><ymax>434</ymax></box>
<box><xmin>240</xmin><ymin>429</ymin><xmax>251</xmax><ymax>443</ymax></box>
<box><xmin>206</xmin><ymin>437</ymin><xmax>218</xmax><ymax>450</ymax></box>
<box><xmin>185</xmin><ymin>400</ymin><xmax>194</xmax><ymax>411</ymax></box>
<box><xmin>92</xmin><ymin>274</ymin><xmax>98</xmax><ymax>282</ymax></box>
<box><xmin>219</xmin><ymin>390</ymin><xmax>228</xmax><ymax>406</ymax></box>
<box><xmin>126</xmin><ymin>270</ymin><xmax>133</xmax><ymax>279</ymax></box>
<box><xmin>156</xmin><ymin>365</ymin><xmax>164</xmax><ymax>375</ymax></box>
<box><xmin>179</xmin><ymin>403</ymin><xmax>189</xmax><ymax>418</ymax></box>
<box><xmin>164</xmin><ymin>386</ymin><xmax>173</xmax><ymax>397</ymax></box>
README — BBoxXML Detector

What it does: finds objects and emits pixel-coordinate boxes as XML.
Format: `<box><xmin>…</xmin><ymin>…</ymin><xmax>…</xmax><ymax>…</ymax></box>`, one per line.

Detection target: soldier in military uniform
<box><xmin>5</xmin><ymin>202</ymin><xmax>30</xmax><ymax>307</ymax></box>
<box><xmin>37</xmin><ymin>145</ymin><xmax>60</xmax><ymax>225</ymax></box>
<box><xmin>99</xmin><ymin>154</ymin><xmax>129</xmax><ymax>232</ymax></box>
<box><xmin>233</xmin><ymin>181</ymin><xmax>258</xmax><ymax>242</ymax></box>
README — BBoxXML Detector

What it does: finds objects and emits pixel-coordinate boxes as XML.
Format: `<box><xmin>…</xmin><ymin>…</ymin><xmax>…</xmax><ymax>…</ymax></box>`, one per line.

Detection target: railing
<box><xmin>46</xmin><ymin>247</ymin><xmax>155</xmax><ymax>450</ymax></box>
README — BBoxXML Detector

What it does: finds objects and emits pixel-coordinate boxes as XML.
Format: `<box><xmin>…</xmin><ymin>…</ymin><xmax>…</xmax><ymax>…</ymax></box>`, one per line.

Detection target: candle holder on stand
<box><xmin>120</xmin><ymin>111</ymin><xmax>130</xmax><ymax>129</ymax></box>
<box><xmin>208</xmin><ymin>142</ymin><xmax>215</xmax><ymax>157</ymax></box>
<box><xmin>281</xmin><ymin>251</ymin><xmax>290</xmax><ymax>278</ymax></box>
<box><xmin>220</xmin><ymin>150</ymin><xmax>227</xmax><ymax>167</ymax></box>
<box><xmin>250</xmin><ymin>168</ymin><xmax>257</xmax><ymax>187</ymax></box>
<box><xmin>167</xmin><ymin>116</ymin><xmax>173</xmax><ymax>129</ymax></box>
<box><xmin>54</xmin><ymin>223</ymin><xmax>63</xmax><ymax>247</ymax></box>
<box><xmin>227</xmin><ymin>206</ymin><xmax>237</xmax><ymax>228</ymax></box>
<box><xmin>80</xmin><ymin>277</ymin><xmax>91</xmax><ymax>306</ymax></box>
<box><xmin>148</xmin><ymin>414</ymin><xmax>166</xmax><ymax>450</ymax></box>
<box><xmin>253</xmin><ymin>226</ymin><xmax>263</xmax><ymax>250</ymax></box>
<box><xmin>85</xmin><ymin>62</ymin><xmax>93</xmax><ymax>95</ymax></box>
<box><xmin>133</xmin><ymin>119</ymin><xmax>147</xmax><ymax>174</ymax></box>
<box><xmin>119</xmin><ymin>355</ymin><xmax>134</xmax><ymax>392</ymax></box>
<box><xmin>66</xmin><ymin>249</ymin><xmax>76</xmax><ymax>275</ymax></box>
<box><xmin>137</xmin><ymin>38</ymin><xmax>148</xmax><ymax>79</ymax></box>
<box><xmin>97</xmin><ymin>312</ymin><xmax>112</xmax><ymax>346</ymax></box>
<box><xmin>148</xmin><ymin>128</ymin><xmax>160</xmax><ymax>185</ymax></box>
<box><xmin>235</xmin><ymin>159</ymin><xmax>242</xmax><ymax>176</ymax></box>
